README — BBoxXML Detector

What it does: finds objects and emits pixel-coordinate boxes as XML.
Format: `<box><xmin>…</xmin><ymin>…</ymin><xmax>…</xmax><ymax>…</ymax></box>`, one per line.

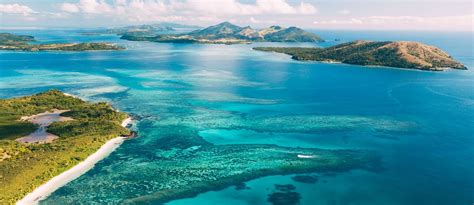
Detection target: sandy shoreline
<box><xmin>17</xmin><ymin>117</ymin><xmax>132</xmax><ymax>205</ymax></box>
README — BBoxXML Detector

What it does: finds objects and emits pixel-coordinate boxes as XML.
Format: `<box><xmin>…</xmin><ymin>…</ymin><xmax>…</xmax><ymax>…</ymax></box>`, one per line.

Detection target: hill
<box><xmin>0</xmin><ymin>33</ymin><xmax>35</xmax><ymax>46</ymax></box>
<box><xmin>121</xmin><ymin>22</ymin><xmax>324</xmax><ymax>44</ymax></box>
<box><xmin>254</xmin><ymin>40</ymin><xmax>467</xmax><ymax>71</ymax></box>
<box><xmin>264</xmin><ymin>27</ymin><xmax>323</xmax><ymax>42</ymax></box>
<box><xmin>0</xmin><ymin>33</ymin><xmax>124</xmax><ymax>51</ymax></box>
<box><xmin>79</xmin><ymin>22</ymin><xmax>202</xmax><ymax>37</ymax></box>
<box><xmin>106</xmin><ymin>24</ymin><xmax>176</xmax><ymax>36</ymax></box>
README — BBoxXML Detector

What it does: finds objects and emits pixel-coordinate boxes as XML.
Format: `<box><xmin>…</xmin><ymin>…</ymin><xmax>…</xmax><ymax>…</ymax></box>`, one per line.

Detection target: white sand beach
<box><xmin>17</xmin><ymin>117</ymin><xmax>132</xmax><ymax>205</ymax></box>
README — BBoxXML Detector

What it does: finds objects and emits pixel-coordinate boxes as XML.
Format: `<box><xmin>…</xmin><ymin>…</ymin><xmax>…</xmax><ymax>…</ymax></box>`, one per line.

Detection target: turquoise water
<box><xmin>0</xmin><ymin>30</ymin><xmax>473</xmax><ymax>205</ymax></box>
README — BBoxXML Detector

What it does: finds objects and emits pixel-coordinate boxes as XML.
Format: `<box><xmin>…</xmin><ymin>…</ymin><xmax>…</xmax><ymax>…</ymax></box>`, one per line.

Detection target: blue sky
<box><xmin>0</xmin><ymin>0</ymin><xmax>472</xmax><ymax>30</ymax></box>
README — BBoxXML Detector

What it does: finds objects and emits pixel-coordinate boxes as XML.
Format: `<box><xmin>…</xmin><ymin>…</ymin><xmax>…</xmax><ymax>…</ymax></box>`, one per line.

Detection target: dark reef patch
<box><xmin>275</xmin><ymin>184</ymin><xmax>296</xmax><ymax>192</ymax></box>
<box><xmin>291</xmin><ymin>175</ymin><xmax>319</xmax><ymax>184</ymax></box>
<box><xmin>234</xmin><ymin>182</ymin><xmax>250</xmax><ymax>190</ymax></box>
<box><xmin>267</xmin><ymin>192</ymin><xmax>301</xmax><ymax>205</ymax></box>
<box><xmin>268</xmin><ymin>184</ymin><xmax>301</xmax><ymax>205</ymax></box>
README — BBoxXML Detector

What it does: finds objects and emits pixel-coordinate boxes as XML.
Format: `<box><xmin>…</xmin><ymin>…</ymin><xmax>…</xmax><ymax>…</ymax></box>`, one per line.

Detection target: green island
<box><xmin>254</xmin><ymin>40</ymin><xmax>467</xmax><ymax>71</ymax></box>
<box><xmin>0</xmin><ymin>90</ymin><xmax>130</xmax><ymax>203</ymax></box>
<box><xmin>80</xmin><ymin>22</ymin><xmax>201</xmax><ymax>36</ymax></box>
<box><xmin>0</xmin><ymin>33</ymin><xmax>124</xmax><ymax>51</ymax></box>
<box><xmin>121</xmin><ymin>21</ymin><xmax>324</xmax><ymax>44</ymax></box>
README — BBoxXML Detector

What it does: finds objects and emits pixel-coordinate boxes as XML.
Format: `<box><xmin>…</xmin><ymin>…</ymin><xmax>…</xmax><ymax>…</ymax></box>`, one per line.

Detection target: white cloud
<box><xmin>60</xmin><ymin>3</ymin><xmax>80</xmax><ymax>13</ymax></box>
<box><xmin>0</xmin><ymin>3</ymin><xmax>67</xmax><ymax>21</ymax></box>
<box><xmin>338</xmin><ymin>9</ymin><xmax>350</xmax><ymax>15</ymax></box>
<box><xmin>79</xmin><ymin>0</ymin><xmax>114</xmax><ymax>14</ymax></box>
<box><xmin>314</xmin><ymin>18</ymin><xmax>362</xmax><ymax>25</ymax></box>
<box><xmin>0</xmin><ymin>4</ymin><xmax>35</xmax><ymax>15</ymax></box>
<box><xmin>314</xmin><ymin>14</ymin><xmax>474</xmax><ymax>30</ymax></box>
<box><xmin>59</xmin><ymin>0</ymin><xmax>317</xmax><ymax>23</ymax></box>
<box><xmin>249</xmin><ymin>16</ymin><xmax>276</xmax><ymax>24</ymax></box>
<box><xmin>252</xmin><ymin>0</ymin><xmax>317</xmax><ymax>15</ymax></box>
<box><xmin>297</xmin><ymin>2</ymin><xmax>318</xmax><ymax>14</ymax></box>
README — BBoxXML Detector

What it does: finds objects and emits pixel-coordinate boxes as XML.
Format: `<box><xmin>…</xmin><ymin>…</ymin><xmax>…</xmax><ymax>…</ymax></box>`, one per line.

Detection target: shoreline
<box><xmin>17</xmin><ymin>117</ymin><xmax>132</xmax><ymax>205</ymax></box>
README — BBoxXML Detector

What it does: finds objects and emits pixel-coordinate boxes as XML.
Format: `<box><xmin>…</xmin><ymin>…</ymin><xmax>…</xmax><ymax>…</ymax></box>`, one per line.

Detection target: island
<box><xmin>0</xmin><ymin>90</ymin><xmax>131</xmax><ymax>203</ymax></box>
<box><xmin>253</xmin><ymin>40</ymin><xmax>467</xmax><ymax>71</ymax></box>
<box><xmin>106</xmin><ymin>24</ymin><xmax>175</xmax><ymax>36</ymax></box>
<box><xmin>0</xmin><ymin>33</ymin><xmax>124</xmax><ymax>51</ymax></box>
<box><xmin>121</xmin><ymin>21</ymin><xmax>324</xmax><ymax>44</ymax></box>
<box><xmin>80</xmin><ymin>22</ymin><xmax>201</xmax><ymax>37</ymax></box>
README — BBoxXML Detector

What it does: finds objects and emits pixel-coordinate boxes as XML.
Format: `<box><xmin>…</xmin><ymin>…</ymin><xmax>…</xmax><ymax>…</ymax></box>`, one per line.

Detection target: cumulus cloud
<box><xmin>60</xmin><ymin>3</ymin><xmax>80</xmax><ymax>13</ymax></box>
<box><xmin>59</xmin><ymin>0</ymin><xmax>317</xmax><ymax>22</ymax></box>
<box><xmin>0</xmin><ymin>3</ymin><xmax>69</xmax><ymax>22</ymax></box>
<box><xmin>314</xmin><ymin>18</ymin><xmax>362</xmax><ymax>25</ymax></box>
<box><xmin>314</xmin><ymin>14</ymin><xmax>473</xmax><ymax>30</ymax></box>
<box><xmin>0</xmin><ymin>3</ymin><xmax>35</xmax><ymax>15</ymax></box>
<box><xmin>338</xmin><ymin>9</ymin><xmax>350</xmax><ymax>15</ymax></box>
<box><xmin>249</xmin><ymin>16</ymin><xmax>276</xmax><ymax>24</ymax></box>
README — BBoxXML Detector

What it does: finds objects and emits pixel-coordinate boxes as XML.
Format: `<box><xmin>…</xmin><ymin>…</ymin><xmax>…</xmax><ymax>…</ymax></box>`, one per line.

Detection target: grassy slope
<box><xmin>121</xmin><ymin>22</ymin><xmax>324</xmax><ymax>44</ymax></box>
<box><xmin>0</xmin><ymin>115</ymin><xmax>37</xmax><ymax>140</ymax></box>
<box><xmin>253</xmin><ymin>40</ymin><xmax>466</xmax><ymax>70</ymax></box>
<box><xmin>1</xmin><ymin>43</ymin><xmax>125</xmax><ymax>51</ymax></box>
<box><xmin>0</xmin><ymin>33</ymin><xmax>35</xmax><ymax>46</ymax></box>
<box><xmin>0</xmin><ymin>90</ymin><xmax>129</xmax><ymax>203</ymax></box>
<box><xmin>0</xmin><ymin>33</ymin><xmax>124</xmax><ymax>51</ymax></box>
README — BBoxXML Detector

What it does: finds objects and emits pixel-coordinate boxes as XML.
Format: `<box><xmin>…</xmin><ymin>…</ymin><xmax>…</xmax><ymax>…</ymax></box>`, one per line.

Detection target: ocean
<box><xmin>0</xmin><ymin>29</ymin><xmax>473</xmax><ymax>205</ymax></box>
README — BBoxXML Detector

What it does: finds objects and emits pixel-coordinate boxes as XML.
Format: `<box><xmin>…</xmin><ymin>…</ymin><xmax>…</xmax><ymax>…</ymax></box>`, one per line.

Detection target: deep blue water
<box><xmin>0</xmin><ymin>30</ymin><xmax>473</xmax><ymax>205</ymax></box>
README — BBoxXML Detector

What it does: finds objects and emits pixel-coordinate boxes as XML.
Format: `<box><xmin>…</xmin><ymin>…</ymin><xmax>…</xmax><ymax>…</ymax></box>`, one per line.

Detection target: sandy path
<box><xmin>16</xmin><ymin>110</ymin><xmax>73</xmax><ymax>144</ymax></box>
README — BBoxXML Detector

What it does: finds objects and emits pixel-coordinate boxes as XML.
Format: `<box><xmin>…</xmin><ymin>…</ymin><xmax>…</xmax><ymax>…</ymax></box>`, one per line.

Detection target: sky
<box><xmin>0</xmin><ymin>0</ymin><xmax>473</xmax><ymax>31</ymax></box>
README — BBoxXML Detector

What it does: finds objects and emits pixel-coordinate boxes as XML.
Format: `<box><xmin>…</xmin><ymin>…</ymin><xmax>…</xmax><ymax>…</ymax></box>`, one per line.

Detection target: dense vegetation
<box><xmin>264</xmin><ymin>27</ymin><xmax>323</xmax><ymax>42</ymax></box>
<box><xmin>0</xmin><ymin>90</ymin><xmax>129</xmax><ymax>203</ymax></box>
<box><xmin>45</xmin><ymin>43</ymin><xmax>125</xmax><ymax>51</ymax></box>
<box><xmin>121</xmin><ymin>34</ymin><xmax>199</xmax><ymax>43</ymax></box>
<box><xmin>1</xmin><ymin>42</ymin><xmax>125</xmax><ymax>52</ymax></box>
<box><xmin>121</xmin><ymin>22</ymin><xmax>324</xmax><ymax>44</ymax></box>
<box><xmin>81</xmin><ymin>23</ymin><xmax>201</xmax><ymax>37</ymax></box>
<box><xmin>254</xmin><ymin>40</ymin><xmax>467</xmax><ymax>71</ymax></box>
<box><xmin>106</xmin><ymin>24</ymin><xmax>175</xmax><ymax>36</ymax></box>
<box><xmin>0</xmin><ymin>33</ymin><xmax>35</xmax><ymax>46</ymax></box>
<box><xmin>0</xmin><ymin>33</ymin><xmax>124</xmax><ymax>51</ymax></box>
<box><xmin>0</xmin><ymin>115</ymin><xmax>37</xmax><ymax>140</ymax></box>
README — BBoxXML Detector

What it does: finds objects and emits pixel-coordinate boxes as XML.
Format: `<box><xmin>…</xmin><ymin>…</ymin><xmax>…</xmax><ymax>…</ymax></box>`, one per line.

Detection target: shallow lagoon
<box><xmin>0</xmin><ymin>30</ymin><xmax>473</xmax><ymax>204</ymax></box>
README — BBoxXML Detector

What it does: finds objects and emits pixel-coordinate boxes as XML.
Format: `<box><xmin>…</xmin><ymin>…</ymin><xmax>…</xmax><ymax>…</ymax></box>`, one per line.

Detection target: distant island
<box><xmin>254</xmin><ymin>40</ymin><xmax>467</xmax><ymax>71</ymax></box>
<box><xmin>81</xmin><ymin>22</ymin><xmax>202</xmax><ymax>37</ymax></box>
<box><xmin>0</xmin><ymin>33</ymin><xmax>124</xmax><ymax>51</ymax></box>
<box><xmin>121</xmin><ymin>21</ymin><xmax>324</xmax><ymax>44</ymax></box>
<box><xmin>0</xmin><ymin>90</ymin><xmax>131</xmax><ymax>203</ymax></box>
<box><xmin>106</xmin><ymin>24</ymin><xmax>175</xmax><ymax>36</ymax></box>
